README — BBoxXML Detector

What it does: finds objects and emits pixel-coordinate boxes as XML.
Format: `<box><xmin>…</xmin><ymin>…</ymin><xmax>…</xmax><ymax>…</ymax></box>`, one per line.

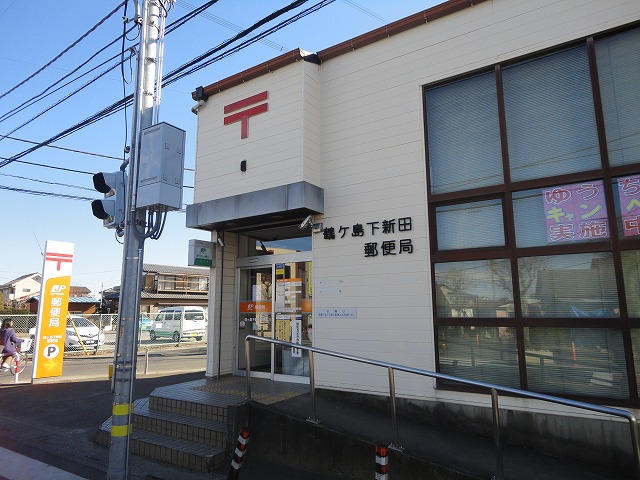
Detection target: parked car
<box><xmin>29</xmin><ymin>316</ymin><xmax>106</xmax><ymax>350</ymax></box>
<box><xmin>139</xmin><ymin>314</ymin><xmax>153</xmax><ymax>331</ymax></box>
<box><xmin>150</xmin><ymin>306</ymin><xmax>207</xmax><ymax>342</ymax></box>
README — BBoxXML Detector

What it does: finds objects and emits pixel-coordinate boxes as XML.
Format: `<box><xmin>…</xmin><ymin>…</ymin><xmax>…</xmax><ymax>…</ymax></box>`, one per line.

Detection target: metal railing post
<box><xmin>144</xmin><ymin>348</ymin><xmax>149</xmax><ymax>374</ymax></box>
<box><xmin>491</xmin><ymin>388</ymin><xmax>504</xmax><ymax>480</ymax></box>
<box><xmin>629</xmin><ymin>416</ymin><xmax>640</xmax><ymax>480</ymax></box>
<box><xmin>307</xmin><ymin>350</ymin><xmax>320</xmax><ymax>424</ymax></box>
<box><xmin>388</xmin><ymin>367</ymin><xmax>403</xmax><ymax>451</ymax></box>
<box><xmin>245</xmin><ymin>338</ymin><xmax>252</xmax><ymax>401</ymax></box>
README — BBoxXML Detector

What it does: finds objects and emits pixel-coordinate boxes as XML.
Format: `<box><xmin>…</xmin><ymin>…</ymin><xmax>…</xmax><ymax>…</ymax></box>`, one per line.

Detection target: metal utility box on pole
<box><xmin>107</xmin><ymin>0</ymin><xmax>169</xmax><ymax>478</ymax></box>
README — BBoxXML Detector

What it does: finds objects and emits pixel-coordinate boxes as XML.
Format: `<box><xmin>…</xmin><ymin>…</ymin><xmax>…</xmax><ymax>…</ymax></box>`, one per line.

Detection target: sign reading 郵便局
<box><xmin>542</xmin><ymin>181</ymin><xmax>609</xmax><ymax>243</ymax></box>
<box><xmin>32</xmin><ymin>240</ymin><xmax>74</xmax><ymax>380</ymax></box>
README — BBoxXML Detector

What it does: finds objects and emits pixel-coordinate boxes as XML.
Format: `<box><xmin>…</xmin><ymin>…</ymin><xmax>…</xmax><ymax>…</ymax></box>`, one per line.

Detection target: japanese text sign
<box><xmin>542</xmin><ymin>181</ymin><xmax>609</xmax><ymax>243</ymax></box>
<box><xmin>32</xmin><ymin>240</ymin><xmax>74</xmax><ymax>380</ymax></box>
<box><xmin>617</xmin><ymin>176</ymin><xmax>640</xmax><ymax>237</ymax></box>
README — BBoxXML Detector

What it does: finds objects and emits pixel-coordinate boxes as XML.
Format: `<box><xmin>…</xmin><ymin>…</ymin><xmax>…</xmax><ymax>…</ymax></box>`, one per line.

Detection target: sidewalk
<box><xmin>0</xmin><ymin>446</ymin><xmax>86</xmax><ymax>480</ymax></box>
<box><xmin>0</xmin><ymin>370</ymin><xmax>338</xmax><ymax>480</ymax></box>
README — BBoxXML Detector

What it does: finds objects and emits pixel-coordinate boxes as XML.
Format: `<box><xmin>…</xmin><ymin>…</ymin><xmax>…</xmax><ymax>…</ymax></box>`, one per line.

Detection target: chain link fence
<box><xmin>0</xmin><ymin>313</ymin><xmax>207</xmax><ymax>355</ymax></box>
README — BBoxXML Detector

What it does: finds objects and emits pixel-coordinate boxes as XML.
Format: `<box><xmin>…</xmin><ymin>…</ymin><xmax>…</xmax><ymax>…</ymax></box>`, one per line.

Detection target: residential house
<box><xmin>0</xmin><ymin>273</ymin><xmax>41</xmax><ymax>307</ymax></box>
<box><xmin>103</xmin><ymin>263</ymin><xmax>209</xmax><ymax>313</ymax></box>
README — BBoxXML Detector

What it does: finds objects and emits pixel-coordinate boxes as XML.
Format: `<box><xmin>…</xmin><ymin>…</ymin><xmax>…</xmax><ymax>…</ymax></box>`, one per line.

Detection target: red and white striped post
<box><xmin>228</xmin><ymin>427</ymin><xmax>250</xmax><ymax>479</ymax></box>
<box><xmin>375</xmin><ymin>445</ymin><xmax>389</xmax><ymax>480</ymax></box>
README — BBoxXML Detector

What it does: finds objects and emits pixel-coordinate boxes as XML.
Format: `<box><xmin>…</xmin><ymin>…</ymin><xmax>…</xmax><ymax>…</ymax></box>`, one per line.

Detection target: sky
<box><xmin>0</xmin><ymin>0</ymin><xmax>438</xmax><ymax>296</ymax></box>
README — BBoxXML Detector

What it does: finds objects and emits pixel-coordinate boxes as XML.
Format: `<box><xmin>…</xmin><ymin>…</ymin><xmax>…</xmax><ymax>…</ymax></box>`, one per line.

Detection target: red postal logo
<box><xmin>223</xmin><ymin>91</ymin><xmax>268</xmax><ymax>139</ymax></box>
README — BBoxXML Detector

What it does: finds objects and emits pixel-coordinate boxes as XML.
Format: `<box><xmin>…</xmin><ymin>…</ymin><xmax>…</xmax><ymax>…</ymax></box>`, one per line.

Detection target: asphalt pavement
<box><xmin>0</xmin><ymin>356</ymin><xmax>339</xmax><ymax>480</ymax></box>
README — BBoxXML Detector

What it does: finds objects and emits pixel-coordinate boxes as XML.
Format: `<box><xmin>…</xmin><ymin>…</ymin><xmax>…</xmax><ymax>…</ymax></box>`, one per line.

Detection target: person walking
<box><xmin>0</xmin><ymin>318</ymin><xmax>24</xmax><ymax>371</ymax></box>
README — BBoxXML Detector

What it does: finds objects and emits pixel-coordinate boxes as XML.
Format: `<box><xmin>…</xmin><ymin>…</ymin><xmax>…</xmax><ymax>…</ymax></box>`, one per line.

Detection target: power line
<box><xmin>0</xmin><ymin>0</ymin><xmax>335</xmax><ymax>170</ymax></box>
<box><xmin>340</xmin><ymin>0</ymin><xmax>388</xmax><ymax>23</ymax></box>
<box><xmin>0</xmin><ymin>184</ymin><xmax>94</xmax><ymax>201</ymax></box>
<box><xmin>0</xmin><ymin>1</ymin><xmax>222</xmax><ymax>163</ymax></box>
<box><xmin>0</xmin><ymin>26</ymin><xmax>137</xmax><ymax>125</ymax></box>
<box><xmin>0</xmin><ymin>1</ymin><xmax>126</xmax><ymax>100</ymax></box>
<box><xmin>0</xmin><ymin>172</ymin><xmax>93</xmax><ymax>190</ymax></box>
<box><xmin>1</xmin><ymin>135</ymin><xmax>120</xmax><ymax>160</ymax></box>
<box><xmin>175</xmin><ymin>0</ymin><xmax>287</xmax><ymax>52</ymax></box>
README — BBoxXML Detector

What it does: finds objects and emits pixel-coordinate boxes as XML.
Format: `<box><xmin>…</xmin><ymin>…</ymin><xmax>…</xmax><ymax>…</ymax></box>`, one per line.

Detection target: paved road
<box><xmin>0</xmin><ymin>347</ymin><xmax>338</xmax><ymax>480</ymax></box>
<box><xmin>0</xmin><ymin>345</ymin><xmax>207</xmax><ymax>385</ymax></box>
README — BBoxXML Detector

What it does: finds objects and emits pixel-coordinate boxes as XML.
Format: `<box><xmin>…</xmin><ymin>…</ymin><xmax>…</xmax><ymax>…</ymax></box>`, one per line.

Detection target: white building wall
<box><xmin>193</xmin><ymin>61</ymin><xmax>321</xmax><ymax>204</ymax></box>
<box><xmin>311</xmin><ymin>0</ymin><xmax>640</xmax><ymax>404</ymax></box>
<box><xmin>206</xmin><ymin>231</ymin><xmax>238</xmax><ymax>377</ymax></box>
<box><xmin>193</xmin><ymin>0</ymin><xmax>640</xmax><ymax>411</ymax></box>
<box><xmin>12</xmin><ymin>277</ymin><xmax>40</xmax><ymax>301</ymax></box>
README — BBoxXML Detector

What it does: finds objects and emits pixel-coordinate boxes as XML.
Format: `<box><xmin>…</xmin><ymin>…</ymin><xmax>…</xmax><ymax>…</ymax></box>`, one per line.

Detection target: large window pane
<box><xmin>621</xmin><ymin>251</ymin><xmax>640</xmax><ymax>318</ymax></box>
<box><xmin>525</xmin><ymin>327</ymin><xmax>628</xmax><ymax>399</ymax></box>
<box><xmin>426</xmin><ymin>72</ymin><xmax>503</xmax><ymax>194</ymax></box>
<box><xmin>596</xmin><ymin>28</ymin><xmax>640</xmax><ymax>167</ymax></box>
<box><xmin>435</xmin><ymin>259</ymin><xmax>513</xmax><ymax>318</ymax></box>
<box><xmin>614</xmin><ymin>176</ymin><xmax>640</xmax><ymax>238</ymax></box>
<box><xmin>514</xmin><ymin>181</ymin><xmax>610</xmax><ymax>247</ymax></box>
<box><xmin>519</xmin><ymin>253</ymin><xmax>619</xmax><ymax>318</ymax></box>
<box><xmin>503</xmin><ymin>46</ymin><xmax>601</xmax><ymax>182</ymax></box>
<box><xmin>631</xmin><ymin>329</ymin><xmax>640</xmax><ymax>397</ymax></box>
<box><xmin>436</xmin><ymin>199</ymin><xmax>504</xmax><ymax>250</ymax></box>
<box><xmin>438</xmin><ymin>326</ymin><xmax>519</xmax><ymax>388</ymax></box>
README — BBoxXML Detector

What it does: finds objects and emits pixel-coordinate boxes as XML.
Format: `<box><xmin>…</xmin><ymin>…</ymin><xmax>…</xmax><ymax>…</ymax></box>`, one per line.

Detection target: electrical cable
<box><xmin>0</xmin><ymin>25</ymin><xmax>137</xmax><ymax>125</ymax></box>
<box><xmin>0</xmin><ymin>52</ymin><xmax>135</xmax><ymax>145</ymax></box>
<box><xmin>121</xmin><ymin>0</ymin><xmax>131</xmax><ymax>160</ymax></box>
<box><xmin>0</xmin><ymin>1</ymin><xmax>126</xmax><ymax>101</ymax></box>
<box><xmin>0</xmin><ymin>0</ymin><xmax>335</xmax><ymax>171</ymax></box>
<box><xmin>0</xmin><ymin>184</ymin><xmax>93</xmax><ymax>201</ymax></box>
<box><xmin>0</xmin><ymin>172</ymin><xmax>93</xmax><ymax>190</ymax></box>
<box><xmin>1</xmin><ymin>135</ymin><xmax>121</xmax><ymax>160</ymax></box>
<box><xmin>165</xmin><ymin>0</ymin><xmax>334</xmax><ymax>85</ymax></box>
<box><xmin>0</xmin><ymin>1</ymin><xmax>221</xmax><ymax>166</ymax></box>
<box><xmin>164</xmin><ymin>0</ymin><xmax>310</xmax><ymax>83</ymax></box>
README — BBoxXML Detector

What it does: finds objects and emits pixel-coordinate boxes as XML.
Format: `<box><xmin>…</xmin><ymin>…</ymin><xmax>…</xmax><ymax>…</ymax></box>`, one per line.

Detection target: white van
<box><xmin>150</xmin><ymin>306</ymin><xmax>207</xmax><ymax>342</ymax></box>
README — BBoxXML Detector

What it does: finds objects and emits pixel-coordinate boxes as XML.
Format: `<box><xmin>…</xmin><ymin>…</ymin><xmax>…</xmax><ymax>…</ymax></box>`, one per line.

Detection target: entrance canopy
<box><xmin>186</xmin><ymin>181</ymin><xmax>324</xmax><ymax>232</ymax></box>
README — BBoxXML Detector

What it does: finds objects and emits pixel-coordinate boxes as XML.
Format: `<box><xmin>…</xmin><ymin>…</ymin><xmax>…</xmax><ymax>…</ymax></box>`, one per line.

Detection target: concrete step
<box><xmin>133</xmin><ymin>398</ymin><xmax>228</xmax><ymax>448</ymax></box>
<box><xmin>147</xmin><ymin>381</ymin><xmax>246</xmax><ymax>422</ymax></box>
<box><xmin>96</xmin><ymin>414</ymin><xmax>227</xmax><ymax>472</ymax></box>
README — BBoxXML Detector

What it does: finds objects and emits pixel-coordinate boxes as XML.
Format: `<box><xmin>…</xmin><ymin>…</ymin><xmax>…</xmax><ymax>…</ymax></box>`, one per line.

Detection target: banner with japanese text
<box><xmin>542</xmin><ymin>181</ymin><xmax>609</xmax><ymax>243</ymax></box>
<box><xmin>617</xmin><ymin>175</ymin><xmax>640</xmax><ymax>237</ymax></box>
<box><xmin>32</xmin><ymin>240</ymin><xmax>74</xmax><ymax>380</ymax></box>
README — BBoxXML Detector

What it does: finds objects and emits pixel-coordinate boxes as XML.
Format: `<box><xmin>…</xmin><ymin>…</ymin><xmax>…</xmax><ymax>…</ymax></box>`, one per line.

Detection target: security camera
<box><xmin>217</xmin><ymin>237</ymin><xmax>224</xmax><ymax>247</ymax></box>
<box><xmin>299</xmin><ymin>215</ymin><xmax>313</xmax><ymax>229</ymax></box>
<box><xmin>191</xmin><ymin>99</ymin><xmax>206</xmax><ymax>115</ymax></box>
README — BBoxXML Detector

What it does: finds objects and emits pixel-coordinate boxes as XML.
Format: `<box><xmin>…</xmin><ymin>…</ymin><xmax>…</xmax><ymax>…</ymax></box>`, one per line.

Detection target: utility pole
<box><xmin>107</xmin><ymin>1</ymin><xmax>166</xmax><ymax>478</ymax></box>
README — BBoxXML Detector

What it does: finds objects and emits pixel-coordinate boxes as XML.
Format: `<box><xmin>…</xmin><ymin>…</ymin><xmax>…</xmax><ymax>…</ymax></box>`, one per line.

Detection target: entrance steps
<box><xmin>95</xmin><ymin>378</ymin><xmax>248</xmax><ymax>472</ymax></box>
<box><xmin>95</xmin><ymin>377</ymin><xmax>310</xmax><ymax>473</ymax></box>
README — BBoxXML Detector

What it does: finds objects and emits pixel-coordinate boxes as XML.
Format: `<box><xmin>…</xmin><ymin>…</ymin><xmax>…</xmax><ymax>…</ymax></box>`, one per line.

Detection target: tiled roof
<box><xmin>0</xmin><ymin>272</ymin><xmax>40</xmax><ymax>288</ymax></box>
<box><xmin>143</xmin><ymin>263</ymin><xmax>209</xmax><ymax>275</ymax></box>
<box><xmin>29</xmin><ymin>296</ymin><xmax>100</xmax><ymax>303</ymax></box>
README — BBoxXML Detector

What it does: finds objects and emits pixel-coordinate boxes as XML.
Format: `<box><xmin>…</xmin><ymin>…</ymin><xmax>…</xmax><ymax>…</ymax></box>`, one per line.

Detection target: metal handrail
<box><xmin>244</xmin><ymin>334</ymin><xmax>640</xmax><ymax>480</ymax></box>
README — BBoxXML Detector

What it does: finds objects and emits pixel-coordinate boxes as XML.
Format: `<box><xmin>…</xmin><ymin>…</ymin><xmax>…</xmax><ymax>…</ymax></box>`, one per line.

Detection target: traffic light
<box><xmin>91</xmin><ymin>171</ymin><xmax>127</xmax><ymax>228</ymax></box>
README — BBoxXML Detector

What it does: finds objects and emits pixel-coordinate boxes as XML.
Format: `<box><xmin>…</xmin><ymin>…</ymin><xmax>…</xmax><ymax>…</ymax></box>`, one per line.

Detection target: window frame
<box><xmin>424</xmin><ymin>26</ymin><xmax>640</xmax><ymax>406</ymax></box>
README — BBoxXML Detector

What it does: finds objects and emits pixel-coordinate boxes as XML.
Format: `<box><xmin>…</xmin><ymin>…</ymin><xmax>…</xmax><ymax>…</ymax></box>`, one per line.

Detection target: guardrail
<box><xmin>244</xmin><ymin>334</ymin><xmax>640</xmax><ymax>480</ymax></box>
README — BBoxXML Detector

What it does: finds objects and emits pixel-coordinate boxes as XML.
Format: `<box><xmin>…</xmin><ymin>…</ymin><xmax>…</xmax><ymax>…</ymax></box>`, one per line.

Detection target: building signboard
<box><xmin>32</xmin><ymin>240</ymin><xmax>74</xmax><ymax>380</ymax></box>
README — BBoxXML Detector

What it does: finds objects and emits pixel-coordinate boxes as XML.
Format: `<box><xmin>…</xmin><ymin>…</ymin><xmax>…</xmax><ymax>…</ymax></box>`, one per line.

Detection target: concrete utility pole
<box><xmin>107</xmin><ymin>1</ymin><xmax>166</xmax><ymax>478</ymax></box>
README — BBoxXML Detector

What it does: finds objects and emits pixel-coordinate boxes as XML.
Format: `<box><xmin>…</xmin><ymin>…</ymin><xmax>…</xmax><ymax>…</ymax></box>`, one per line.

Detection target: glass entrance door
<box><xmin>274</xmin><ymin>261</ymin><xmax>312</xmax><ymax>377</ymax></box>
<box><xmin>237</xmin><ymin>267</ymin><xmax>273</xmax><ymax>374</ymax></box>
<box><xmin>236</xmin><ymin>256</ymin><xmax>312</xmax><ymax>379</ymax></box>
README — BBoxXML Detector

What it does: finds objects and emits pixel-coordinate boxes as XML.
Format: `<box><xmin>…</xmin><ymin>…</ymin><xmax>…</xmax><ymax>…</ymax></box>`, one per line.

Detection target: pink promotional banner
<box><xmin>543</xmin><ymin>180</ymin><xmax>609</xmax><ymax>243</ymax></box>
<box><xmin>617</xmin><ymin>176</ymin><xmax>640</xmax><ymax>237</ymax></box>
